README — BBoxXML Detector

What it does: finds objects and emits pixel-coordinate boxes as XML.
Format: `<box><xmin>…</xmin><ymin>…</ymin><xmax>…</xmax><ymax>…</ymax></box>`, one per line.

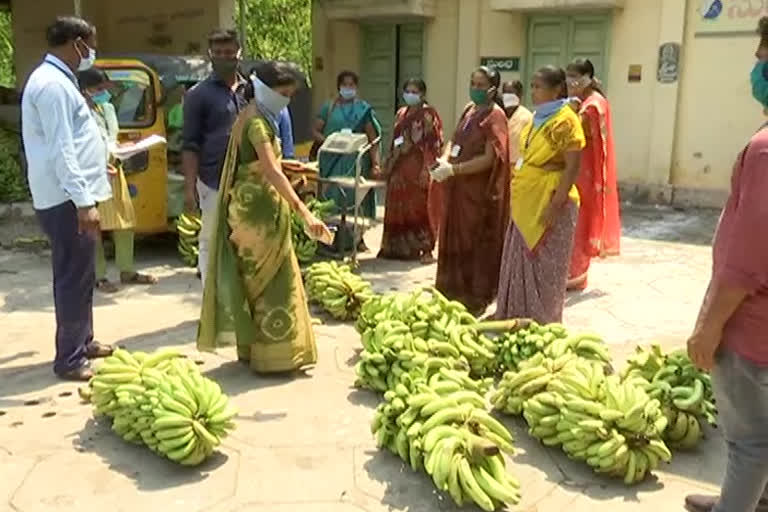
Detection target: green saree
<box><xmin>198</xmin><ymin>103</ymin><xmax>317</xmax><ymax>373</ymax></box>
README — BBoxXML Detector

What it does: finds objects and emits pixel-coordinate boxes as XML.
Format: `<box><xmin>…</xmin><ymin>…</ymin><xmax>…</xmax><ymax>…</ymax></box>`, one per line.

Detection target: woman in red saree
<box><xmin>379</xmin><ymin>79</ymin><xmax>444</xmax><ymax>263</ymax></box>
<box><xmin>430</xmin><ymin>67</ymin><xmax>509</xmax><ymax>315</ymax></box>
<box><xmin>565</xmin><ymin>58</ymin><xmax>621</xmax><ymax>290</ymax></box>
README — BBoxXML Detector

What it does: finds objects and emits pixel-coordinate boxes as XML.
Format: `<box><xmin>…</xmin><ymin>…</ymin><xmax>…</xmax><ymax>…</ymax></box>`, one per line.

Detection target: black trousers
<box><xmin>36</xmin><ymin>201</ymin><xmax>95</xmax><ymax>375</ymax></box>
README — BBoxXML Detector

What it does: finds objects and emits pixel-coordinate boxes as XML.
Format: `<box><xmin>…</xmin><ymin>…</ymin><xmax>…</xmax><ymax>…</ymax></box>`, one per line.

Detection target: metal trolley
<box><xmin>314</xmin><ymin>129</ymin><xmax>385</xmax><ymax>266</ymax></box>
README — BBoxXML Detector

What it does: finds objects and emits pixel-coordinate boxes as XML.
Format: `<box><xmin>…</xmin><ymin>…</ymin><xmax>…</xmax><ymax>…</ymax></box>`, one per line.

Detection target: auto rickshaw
<box><xmin>93</xmin><ymin>54</ymin><xmax>316</xmax><ymax>235</ymax></box>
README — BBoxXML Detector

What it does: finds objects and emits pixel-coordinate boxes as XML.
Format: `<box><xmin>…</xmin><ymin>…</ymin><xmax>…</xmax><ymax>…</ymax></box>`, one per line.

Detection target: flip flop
<box><xmin>86</xmin><ymin>341</ymin><xmax>114</xmax><ymax>359</ymax></box>
<box><xmin>120</xmin><ymin>272</ymin><xmax>158</xmax><ymax>285</ymax></box>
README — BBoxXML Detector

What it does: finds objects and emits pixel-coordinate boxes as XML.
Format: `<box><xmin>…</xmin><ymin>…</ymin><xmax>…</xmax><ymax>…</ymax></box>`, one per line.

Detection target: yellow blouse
<box><xmin>510</xmin><ymin>105</ymin><xmax>585</xmax><ymax>250</ymax></box>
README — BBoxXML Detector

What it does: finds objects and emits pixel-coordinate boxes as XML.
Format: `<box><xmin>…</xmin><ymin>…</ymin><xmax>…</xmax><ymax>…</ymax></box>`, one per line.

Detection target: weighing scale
<box><xmin>316</xmin><ymin>129</ymin><xmax>386</xmax><ymax>266</ymax></box>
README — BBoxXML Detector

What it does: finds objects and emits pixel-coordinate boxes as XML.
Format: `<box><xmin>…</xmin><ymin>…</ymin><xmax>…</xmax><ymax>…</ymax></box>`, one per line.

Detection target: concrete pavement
<box><xmin>0</xmin><ymin>205</ymin><xmax>724</xmax><ymax>512</ymax></box>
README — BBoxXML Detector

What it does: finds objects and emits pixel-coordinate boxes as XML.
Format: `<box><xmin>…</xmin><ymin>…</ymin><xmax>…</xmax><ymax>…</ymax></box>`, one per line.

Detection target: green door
<box><xmin>525</xmin><ymin>14</ymin><xmax>611</xmax><ymax>103</ymax></box>
<box><xmin>360</xmin><ymin>23</ymin><xmax>424</xmax><ymax>149</ymax></box>
<box><xmin>360</xmin><ymin>24</ymin><xmax>397</xmax><ymax>149</ymax></box>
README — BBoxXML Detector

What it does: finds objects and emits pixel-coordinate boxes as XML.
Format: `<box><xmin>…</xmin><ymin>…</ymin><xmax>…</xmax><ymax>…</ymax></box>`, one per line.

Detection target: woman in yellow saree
<box><xmin>496</xmin><ymin>66</ymin><xmax>585</xmax><ymax>324</ymax></box>
<box><xmin>198</xmin><ymin>61</ymin><xmax>331</xmax><ymax>373</ymax></box>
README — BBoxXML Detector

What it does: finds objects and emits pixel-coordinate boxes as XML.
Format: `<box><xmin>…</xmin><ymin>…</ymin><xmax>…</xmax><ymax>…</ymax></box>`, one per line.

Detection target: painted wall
<box><xmin>671</xmin><ymin>0</ymin><xmax>764</xmax><ymax>194</ymax></box>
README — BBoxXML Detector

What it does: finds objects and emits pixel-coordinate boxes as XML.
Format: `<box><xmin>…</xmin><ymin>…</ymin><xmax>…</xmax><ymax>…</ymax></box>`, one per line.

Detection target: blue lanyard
<box><xmin>44</xmin><ymin>58</ymin><xmax>77</xmax><ymax>86</ymax></box>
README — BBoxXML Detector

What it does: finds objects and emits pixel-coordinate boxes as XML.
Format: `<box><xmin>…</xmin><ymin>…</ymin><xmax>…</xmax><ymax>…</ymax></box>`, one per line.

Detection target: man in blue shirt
<box><xmin>182</xmin><ymin>29</ymin><xmax>247</xmax><ymax>285</ymax></box>
<box><xmin>278</xmin><ymin>106</ymin><xmax>295</xmax><ymax>159</ymax></box>
<box><xmin>22</xmin><ymin>16</ymin><xmax>113</xmax><ymax>381</ymax></box>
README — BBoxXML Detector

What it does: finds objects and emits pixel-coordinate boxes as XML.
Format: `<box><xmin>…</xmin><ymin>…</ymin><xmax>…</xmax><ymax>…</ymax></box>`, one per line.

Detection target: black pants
<box><xmin>36</xmin><ymin>201</ymin><xmax>95</xmax><ymax>375</ymax></box>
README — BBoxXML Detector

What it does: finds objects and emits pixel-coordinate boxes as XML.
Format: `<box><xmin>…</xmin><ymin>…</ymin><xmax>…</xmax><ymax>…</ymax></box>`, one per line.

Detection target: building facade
<box><xmin>312</xmin><ymin>0</ymin><xmax>767</xmax><ymax>207</ymax></box>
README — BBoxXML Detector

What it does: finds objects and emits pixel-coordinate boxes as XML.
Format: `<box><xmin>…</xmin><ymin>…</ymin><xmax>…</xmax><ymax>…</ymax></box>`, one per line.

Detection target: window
<box><xmin>101</xmin><ymin>68</ymin><xmax>156</xmax><ymax>128</ymax></box>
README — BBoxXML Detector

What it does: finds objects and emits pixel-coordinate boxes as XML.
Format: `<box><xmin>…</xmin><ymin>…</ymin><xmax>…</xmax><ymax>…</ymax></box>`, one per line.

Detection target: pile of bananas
<box><xmin>304</xmin><ymin>261</ymin><xmax>376</xmax><ymax>320</ymax></box>
<box><xmin>85</xmin><ymin>348</ymin><xmax>237</xmax><ymax>466</ymax></box>
<box><xmin>357</xmin><ymin>288</ymin><xmax>516</xmax><ymax>377</ymax></box>
<box><xmin>371</xmin><ymin>364</ymin><xmax>521</xmax><ymax>511</ymax></box>
<box><xmin>495</xmin><ymin>321</ymin><xmax>566</xmax><ymax>371</ymax></box>
<box><xmin>176</xmin><ymin>213</ymin><xmax>202</xmax><ymax>267</ymax></box>
<box><xmin>622</xmin><ymin>345</ymin><xmax>716</xmax><ymax>449</ymax></box>
<box><xmin>291</xmin><ymin>199</ymin><xmax>335</xmax><ymax>264</ymax></box>
<box><xmin>492</xmin><ymin>355</ymin><xmax>673</xmax><ymax>485</ymax></box>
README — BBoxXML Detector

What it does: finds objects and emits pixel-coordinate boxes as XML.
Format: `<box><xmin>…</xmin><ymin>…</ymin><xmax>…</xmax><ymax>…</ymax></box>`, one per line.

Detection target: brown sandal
<box><xmin>86</xmin><ymin>341</ymin><xmax>114</xmax><ymax>359</ymax></box>
<box><xmin>57</xmin><ymin>364</ymin><xmax>93</xmax><ymax>381</ymax></box>
<box><xmin>96</xmin><ymin>279</ymin><xmax>119</xmax><ymax>293</ymax></box>
<box><xmin>120</xmin><ymin>272</ymin><xmax>158</xmax><ymax>285</ymax></box>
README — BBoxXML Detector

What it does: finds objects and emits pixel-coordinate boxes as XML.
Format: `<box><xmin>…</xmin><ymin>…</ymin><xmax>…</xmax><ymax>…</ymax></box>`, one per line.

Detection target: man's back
<box><xmin>22</xmin><ymin>55</ymin><xmax>108</xmax><ymax>210</ymax></box>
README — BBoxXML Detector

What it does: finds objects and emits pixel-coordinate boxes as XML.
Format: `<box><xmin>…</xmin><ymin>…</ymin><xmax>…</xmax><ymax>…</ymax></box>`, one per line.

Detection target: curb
<box><xmin>0</xmin><ymin>201</ymin><xmax>34</xmax><ymax>220</ymax></box>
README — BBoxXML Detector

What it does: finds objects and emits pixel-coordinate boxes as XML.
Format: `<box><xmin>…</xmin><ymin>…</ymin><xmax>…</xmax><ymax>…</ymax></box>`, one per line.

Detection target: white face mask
<box><xmin>252</xmin><ymin>77</ymin><xmax>290</xmax><ymax>117</ymax></box>
<box><xmin>75</xmin><ymin>40</ymin><xmax>96</xmax><ymax>72</ymax></box>
<box><xmin>503</xmin><ymin>93</ymin><xmax>520</xmax><ymax>108</ymax></box>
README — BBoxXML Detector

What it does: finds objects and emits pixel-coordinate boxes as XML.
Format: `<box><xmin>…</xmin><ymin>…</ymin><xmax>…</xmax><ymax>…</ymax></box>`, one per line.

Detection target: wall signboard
<box><xmin>480</xmin><ymin>57</ymin><xmax>521</xmax><ymax>72</ymax></box>
<box><xmin>696</xmin><ymin>1</ymin><xmax>768</xmax><ymax>34</ymax></box>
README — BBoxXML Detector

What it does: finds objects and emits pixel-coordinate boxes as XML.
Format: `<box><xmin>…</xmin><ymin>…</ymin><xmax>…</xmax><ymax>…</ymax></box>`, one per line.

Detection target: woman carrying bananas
<box><xmin>495</xmin><ymin>66</ymin><xmax>585</xmax><ymax>324</ymax></box>
<box><xmin>78</xmin><ymin>68</ymin><xmax>157</xmax><ymax>292</ymax></box>
<box><xmin>198</xmin><ymin>60</ymin><xmax>332</xmax><ymax>373</ymax></box>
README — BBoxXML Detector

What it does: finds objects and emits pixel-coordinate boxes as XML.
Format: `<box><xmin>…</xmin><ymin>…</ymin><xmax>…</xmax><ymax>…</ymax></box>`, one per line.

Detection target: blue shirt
<box><xmin>278</xmin><ymin>107</ymin><xmax>295</xmax><ymax>159</ymax></box>
<box><xmin>21</xmin><ymin>55</ymin><xmax>110</xmax><ymax>209</ymax></box>
<box><xmin>182</xmin><ymin>75</ymin><xmax>247</xmax><ymax>190</ymax></box>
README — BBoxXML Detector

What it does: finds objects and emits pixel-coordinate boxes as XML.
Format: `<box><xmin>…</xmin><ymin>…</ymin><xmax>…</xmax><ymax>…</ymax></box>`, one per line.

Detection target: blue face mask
<box><xmin>339</xmin><ymin>87</ymin><xmax>357</xmax><ymax>100</ymax></box>
<box><xmin>403</xmin><ymin>92</ymin><xmax>421</xmax><ymax>106</ymax></box>
<box><xmin>751</xmin><ymin>61</ymin><xmax>768</xmax><ymax>108</ymax></box>
<box><xmin>90</xmin><ymin>90</ymin><xmax>111</xmax><ymax>105</ymax></box>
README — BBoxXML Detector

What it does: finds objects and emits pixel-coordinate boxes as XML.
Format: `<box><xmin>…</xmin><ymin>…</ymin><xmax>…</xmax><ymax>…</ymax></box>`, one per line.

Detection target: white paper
<box><xmin>394</xmin><ymin>136</ymin><xmax>405</xmax><ymax>147</ymax></box>
<box><xmin>515</xmin><ymin>157</ymin><xmax>523</xmax><ymax>171</ymax></box>
<box><xmin>450</xmin><ymin>144</ymin><xmax>461</xmax><ymax>158</ymax></box>
<box><xmin>112</xmin><ymin>135</ymin><xmax>167</xmax><ymax>159</ymax></box>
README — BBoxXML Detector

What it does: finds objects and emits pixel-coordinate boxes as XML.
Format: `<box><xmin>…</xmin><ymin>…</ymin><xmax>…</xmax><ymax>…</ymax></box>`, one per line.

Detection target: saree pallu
<box><xmin>379</xmin><ymin>105</ymin><xmax>444</xmax><ymax>260</ymax></box>
<box><xmin>436</xmin><ymin>104</ymin><xmax>510</xmax><ymax>314</ymax></box>
<box><xmin>569</xmin><ymin>92</ymin><xmax>621</xmax><ymax>285</ymax></box>
<box><xmin>317</xmin><ymin>99</ymin><xmax>382</xmax><ymax>218</ymax></box>
<box><xmin>198</xmin><ymin>105</ymin><xmax>317</xmax><ymax>373</ymax></box>
<box><xmin>497</xmin><ymin>105</ymin><xmax>585</xmax><ymax>323</ymax></box>
<box><xmin>97</xmin><ymin>164</ymin><xmax>136</xmax><ymax>231</ymax></box>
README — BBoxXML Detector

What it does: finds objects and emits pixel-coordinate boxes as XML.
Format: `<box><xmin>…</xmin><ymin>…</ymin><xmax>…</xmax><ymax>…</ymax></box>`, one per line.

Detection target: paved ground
<box><xmin>0</xmin><ymin>205</ymin><xmax>725</xmax><ymax>512</ymax></box>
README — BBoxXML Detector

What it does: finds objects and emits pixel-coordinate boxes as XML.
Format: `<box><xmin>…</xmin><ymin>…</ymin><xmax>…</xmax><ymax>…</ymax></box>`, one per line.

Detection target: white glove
<box><xmin>430</xmin><ymin>159</ymin><xmax>454</xmax><ymax>182</ymax></box>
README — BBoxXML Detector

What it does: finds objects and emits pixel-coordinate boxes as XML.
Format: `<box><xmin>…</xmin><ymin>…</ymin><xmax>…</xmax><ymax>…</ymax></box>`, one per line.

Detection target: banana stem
<box><xmin>473</xmin><ymin>319</ymin><xmax>531</xmax><ymax>334</ymax></box>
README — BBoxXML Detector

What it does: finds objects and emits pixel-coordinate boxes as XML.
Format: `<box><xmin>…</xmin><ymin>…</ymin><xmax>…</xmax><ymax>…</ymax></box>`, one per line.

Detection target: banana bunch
<box><xmin>356</xmin><ymin>287</ymin><xmax>477</xmax><ymax>335</ymax></box>
<box><xmin>490</xmin><ymin>352</ymin><xmax>579</xmax><ymax>415</ymax></box>
<box><xmin>622</xmin><ymin>346</ymin><xmax>716</xmax><ymax>449</ymax></box>
<box><xmin>495</xmin><ymin>321</ymin><xmax>567</xmax><ymax>371</ymax></box>
<box><xmin>176</xmin><ymin>213</ymin><xmax>202</xmax><ymax>267</ymax></box>
<box><xmin>544</xmin><ymin>332</ymin><xmax>613</xmax><ymax>365</ymax></box>
<box><xmin>522</xmin><ymin>366</ymin><xmax>672</xmax><ymax>484</ymax></box>
<box><xmin>304</xmin><ymin>261</ymin><xmax>376</xmax><ymax>320</ymax></box>
<box><xmin>291</xmin><ymin>199</ymin><xmax>335</xmax><ymax>264</ymax></box>
<box><xmin>371</xmin><ymin>370</ymin><xmax>520</xmax><ymax>511</ymax></box>
<box><xmin>87</xmin><ymin>348</ymin><xmax>237</xmax><ymax>466</ymax></box>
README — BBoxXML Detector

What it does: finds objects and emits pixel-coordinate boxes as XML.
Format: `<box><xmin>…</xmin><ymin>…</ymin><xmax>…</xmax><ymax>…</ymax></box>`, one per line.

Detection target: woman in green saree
<box><xmin>312</xmin><ymin>71</ymin><xmax>383</xmax><ymax>227</ymax></box>
<box><xmin>198</xmin><ymin>61</ymin><xmax>331</xmax><ymax>373</ymax></box>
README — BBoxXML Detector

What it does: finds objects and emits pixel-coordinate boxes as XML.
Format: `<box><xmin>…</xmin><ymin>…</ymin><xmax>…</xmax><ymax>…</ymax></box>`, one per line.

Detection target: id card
<box><xmin>515</xmin><ymin>158</ymin><xmax>523</xmax><ymax>171</ymax></box>
<box><xmin>394</xmin><ymin>136</ymin><xmax>405</xmax><ymax>147</ymax></box>
<box><xmin>450</xmin><ymin>144</ymin><xmax>461</xmax><ymax>158</ymax></box>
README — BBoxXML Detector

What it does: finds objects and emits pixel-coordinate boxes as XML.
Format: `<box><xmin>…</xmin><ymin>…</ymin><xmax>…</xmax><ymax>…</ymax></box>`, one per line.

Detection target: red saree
<box><xmin>379</xmin><ymin>105</ymin><xmax>444</xmax><ymax>260</ymax></box>
<box><xmin>436</xmin><ymin>104</ymin><xmax>510</xmax><ymax>313</ymax></box>
<box><xmin>568</xmin><ymin>92</ymin><xmax>621</xmax><ymax>287</ymax></box>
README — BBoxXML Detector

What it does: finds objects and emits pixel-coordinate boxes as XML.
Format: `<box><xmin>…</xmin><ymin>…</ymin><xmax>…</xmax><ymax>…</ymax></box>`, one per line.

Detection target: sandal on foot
<box><xmin>86</xmin><ymin>341</ymin><xmax>114</xmax><ymax>359</ymax></box>
<box><xmin>420</xmin><ymin>252</ymin><xmax>436</xmax><ymax>265</ymax></box>
<box><xmin>96</xmin><ymin>279</ymin><xmax>119</xmax><ymax>293</ymax></box>
<box><xmin>120</xmin><ymin>272</ymin><xmax>158</xmax><ymax>285</ymax></box>
<box><xmin>57</xmin><ymin>364</ymin><xmax>93</xmax><ymax>381</ymax></box>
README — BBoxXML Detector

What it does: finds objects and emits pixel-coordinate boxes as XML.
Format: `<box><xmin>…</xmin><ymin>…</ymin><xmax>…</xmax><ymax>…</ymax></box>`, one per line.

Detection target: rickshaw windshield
<box><xmin>101</xmin><ymin>68</ymin><xmax>156</xmax><ymax>129</ymax></box>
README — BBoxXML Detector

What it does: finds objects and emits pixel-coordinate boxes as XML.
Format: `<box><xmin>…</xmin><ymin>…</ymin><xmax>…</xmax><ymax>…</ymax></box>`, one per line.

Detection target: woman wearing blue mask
<box><xmin>311</xmin><ymin>70</ymin><xmax>383</xmax><ymax>250</ymax></box>
<box><xmin>79</xmin><ymin>68</ymin><xmax>156</xmax><ymax>293</ymax></box>
<box><xmin>379</xmin><ymin>78</ymin><xmax>444</xmax><ymax>264</ymax></box>
<box><xmin>199</xmin><ymin>60</ymin><xmax>331</xmax><ymax>374</ymax></box>
<box><xmin>496</xmin><ymin>65</ymin><xmax>585</xmax><ymax>324</ymax></box>
<box><xmin>684</xmin><ymin>16</ymin><xmax>768</xmax><ymax>512</ymax></box>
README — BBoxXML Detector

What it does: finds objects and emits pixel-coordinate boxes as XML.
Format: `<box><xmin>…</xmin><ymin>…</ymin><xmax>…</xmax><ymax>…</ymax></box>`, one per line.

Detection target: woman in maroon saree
<box><xmin>379</xmin><ymin>79</ymin><xmax>444</xmax><ymax>263</ymax></box>
<box><xmin>430</xmin><ymin>67</ymin><xmax>510</xmax><ymax>314</ymax></box>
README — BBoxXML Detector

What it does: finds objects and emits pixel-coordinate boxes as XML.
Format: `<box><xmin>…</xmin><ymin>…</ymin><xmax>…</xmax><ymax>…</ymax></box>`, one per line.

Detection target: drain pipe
<box><xmin>239</xmin><ymin>0</ymin><xmax>247</xmax><ymax>57</ymax></box>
